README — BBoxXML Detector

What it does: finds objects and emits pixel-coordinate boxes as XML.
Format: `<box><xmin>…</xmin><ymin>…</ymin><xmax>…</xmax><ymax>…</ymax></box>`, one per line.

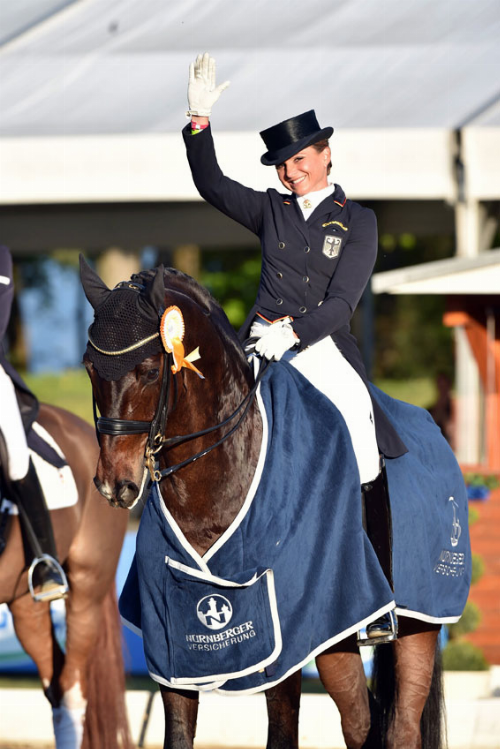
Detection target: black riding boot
<box><xmin>360</xmin><ymin>465</ymin><xmax>397</xmax><ymax>643</ymax></box>
<box><xmin>10</xmin><ymin>458</ymin><xmax>68</xmax><ymax>602</ymax></box>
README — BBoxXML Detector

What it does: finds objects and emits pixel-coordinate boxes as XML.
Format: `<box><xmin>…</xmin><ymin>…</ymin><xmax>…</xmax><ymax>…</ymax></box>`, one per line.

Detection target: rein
<box><xmin>93</xmin><ymin>348</ymin><xmax>269</xmax><ymax>483</ymax></box>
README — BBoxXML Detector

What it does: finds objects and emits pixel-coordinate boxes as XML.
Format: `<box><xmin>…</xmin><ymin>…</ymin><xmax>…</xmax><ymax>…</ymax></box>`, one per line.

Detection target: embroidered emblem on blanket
<box><xmin>119</xmin><ymin>365</ymin><xmax>470</xmax><ymax>694</ymax></box>
<box><xmin>369</xmin><ymin>385</ymin><xmax>471</xmax><ymax>619</ymax></box>
<box><xmin>162</xmin><ymin>561</ymin><xmax>282</xmax><ymax>686</ymax></box>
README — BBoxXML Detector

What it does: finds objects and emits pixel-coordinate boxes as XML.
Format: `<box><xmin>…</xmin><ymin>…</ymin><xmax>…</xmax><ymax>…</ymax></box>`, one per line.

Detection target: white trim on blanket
<box><xmin>204</xmin><ymin>386</ymin><xmax>269</xmax><ymax>563</ymax></box>
<box><xmin>165</xmin><ymin>557</ymin><xmax>262</xmax><ymax>587</ymax></box>
<box><xmin>396</xmin><ymin>607</ymin><xmax>462</xmax><ymax>624</ymax></box>
<box><xmin>157</xmin><ymin>482</ymin><xmax>210</xmax><ymax>573</ymax></box>
<box><xmin>121</xmin><ymin>617</ymin><xmax>143</xmax><ymax>638</ymax></box>
<box><xmin>145</xmin><ymin>600</ymin><xmax>397</xmax><ymax>694</ymax></box>
<box><xmin>156</xmin><ymin>386</ymin><xmax>269</xmax><ymax>573</ymax></box>
<box><xmin>121</xmin><ymin>601</ymin><xmax>463</xmax><ymax>692</ymax></box>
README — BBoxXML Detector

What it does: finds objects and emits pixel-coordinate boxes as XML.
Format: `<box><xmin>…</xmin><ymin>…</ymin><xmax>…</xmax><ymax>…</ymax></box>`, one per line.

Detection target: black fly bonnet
<box><xmin>80</xmin><ymin>255</ymin><xmax>165</xmax><ymax>381</ymax></box>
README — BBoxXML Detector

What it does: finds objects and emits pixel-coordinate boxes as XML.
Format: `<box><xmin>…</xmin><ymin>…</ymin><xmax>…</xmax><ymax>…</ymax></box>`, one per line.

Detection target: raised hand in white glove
<box><xmin>254</xmin><ymin>319</ymin><xmax>299</xmax><ymax>361</ymax></box>
<box><xmin>187</xmin><ymin>52</ymin><xmax>230</xmax><ymax>117</ymax></box>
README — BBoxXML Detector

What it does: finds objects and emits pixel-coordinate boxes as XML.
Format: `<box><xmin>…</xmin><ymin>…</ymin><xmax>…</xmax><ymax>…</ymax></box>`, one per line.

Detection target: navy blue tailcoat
<box><xmin>183</xmin><ymin>125</ymin><xmax>406</xmax><ymax>458</ymax></box>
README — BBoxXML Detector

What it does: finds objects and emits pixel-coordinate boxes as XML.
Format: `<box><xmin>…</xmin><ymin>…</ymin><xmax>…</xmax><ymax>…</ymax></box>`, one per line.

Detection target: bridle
<box><xmin>92</xmin><ymin>342</ymin><xmax>268</xmax><ymax>483</ymax></box>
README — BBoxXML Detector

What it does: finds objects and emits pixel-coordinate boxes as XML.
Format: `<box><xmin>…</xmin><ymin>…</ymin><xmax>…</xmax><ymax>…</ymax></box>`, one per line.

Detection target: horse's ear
<box><xmin>79</xmin><ymin>254</ymin><xmax>112</xmax><ymax>310</ymax></box>
<box><xmin>141</xmin><ymin>265</ymin><xmax>165</xmax><ymax>317</ymax></box>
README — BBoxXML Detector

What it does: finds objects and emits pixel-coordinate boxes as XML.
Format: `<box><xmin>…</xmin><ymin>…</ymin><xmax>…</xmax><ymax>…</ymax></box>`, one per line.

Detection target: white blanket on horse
<box><xmin>119</xmin><ymin>362</ymin><xmax>470</xmax><ymax>694</ymax></box>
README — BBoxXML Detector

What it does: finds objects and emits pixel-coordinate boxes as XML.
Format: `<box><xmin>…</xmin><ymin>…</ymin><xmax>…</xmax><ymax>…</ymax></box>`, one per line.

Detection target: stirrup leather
<box><xmin>357</xmin><ymin>609</ymin><xmax>398</xmax><ymax>646</ymax></box>
<box><xmin>28</xmin><ymin>554</ymin><xmax>69</xmax><ymax>602</ymax></box>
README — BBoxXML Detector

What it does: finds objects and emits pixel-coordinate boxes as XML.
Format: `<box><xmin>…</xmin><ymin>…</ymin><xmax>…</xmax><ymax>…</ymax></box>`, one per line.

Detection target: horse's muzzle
<box><xmin>93</xmin><ymin>476</ymin><xmax>139</xmax><ymax>509</ymax></box>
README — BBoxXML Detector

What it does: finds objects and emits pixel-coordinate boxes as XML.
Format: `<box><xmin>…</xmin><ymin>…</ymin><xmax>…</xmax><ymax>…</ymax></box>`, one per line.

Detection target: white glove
<box><xmin>254</xmin><ymin>320</ymin><xmax>299</xmax><ymax>361</ymax></box>
<box><xmin>249</xmin><ymin>321</ymin><xmax>269</xmax><ymax>339</ymax></box>
<box><xmin>187</xmin><ymin>53</ymin><xmax>230</xmax><ymax>117</ymax></box>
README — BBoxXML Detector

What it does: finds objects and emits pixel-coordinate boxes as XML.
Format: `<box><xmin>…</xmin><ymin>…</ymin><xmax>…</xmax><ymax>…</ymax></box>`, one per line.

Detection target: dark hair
<box><xmin>311</xmin><ymin>139</ymin><xmax>332</xmax><ymax>174</ymax></box>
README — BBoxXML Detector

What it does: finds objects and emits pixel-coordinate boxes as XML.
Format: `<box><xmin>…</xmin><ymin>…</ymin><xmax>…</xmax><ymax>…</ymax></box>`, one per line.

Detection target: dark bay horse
<box><xmin>0</xmin><ymin>403</ymin><xmax>133</xmax><ymax>749</ymax></box>
<box><xmin>82</xmin><ymin>261</ymin><xmax>445</xmax><ymax>749</ymax></box>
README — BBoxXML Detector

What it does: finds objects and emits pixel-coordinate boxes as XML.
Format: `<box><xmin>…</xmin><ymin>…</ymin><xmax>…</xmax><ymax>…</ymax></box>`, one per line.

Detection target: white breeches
<box><xmin>0</xmin><ymin>364</ymin><xmax>30</xmax><ymax>480</ymax></box>
<box><xmin>288</xmin><ymin>337</ymin><xmax>380</xmax><ymax>484</ymax></box>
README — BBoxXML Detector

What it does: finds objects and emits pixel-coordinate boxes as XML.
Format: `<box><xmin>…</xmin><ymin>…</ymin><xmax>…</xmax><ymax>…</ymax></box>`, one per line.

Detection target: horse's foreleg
<box><xmin>8</xmin><ymin>594</ymin><xmax>83</xmax><ymax>746</ymax></box>
<box><xmin>160</xmin><ymin>686</ymin><xmax>199</xmax><ymax>749</ymax></box>
<box><xmin>265</xmin><ymin>670</ymin><xmax>301</xmax><ymax>749</ymax></box>
<box><xmin>316</xmin><ymin>636</ymin><xmax>373</xmax><ymax>749</ymax></box>
<box><xmin>60</xmin><ymin>559</ymin><xmax>124</xmax><ymax>749</ymax></box>
<box><xmin>387</xmin><ymin>620</ymin><xmax>440</xmax><ymax>749</ymax></box>
<box><xmin>9</xmin><ymin>594</ymin><xmax>64</xmax><ymax>700</ymax></box>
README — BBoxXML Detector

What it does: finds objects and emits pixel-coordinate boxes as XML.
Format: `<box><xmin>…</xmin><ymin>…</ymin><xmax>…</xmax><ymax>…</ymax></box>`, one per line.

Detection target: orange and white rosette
<box><xmin>160</xmin><ymin>306</ymin><xmax>204</xmax><ymax>378</ymax></box>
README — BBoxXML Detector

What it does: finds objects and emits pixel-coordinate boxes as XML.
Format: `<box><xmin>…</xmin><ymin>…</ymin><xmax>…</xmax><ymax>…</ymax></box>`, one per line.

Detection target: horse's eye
<box><xmin>145</xmin><ymin>368</ymin><xmax>160</xmax><ymax>382</ymax></box>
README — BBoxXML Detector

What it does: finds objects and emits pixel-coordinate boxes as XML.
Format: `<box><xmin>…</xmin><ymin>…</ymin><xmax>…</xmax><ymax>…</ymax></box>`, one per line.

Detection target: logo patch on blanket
<box><xmin>160</xmin><ymin>560</ymin><xmax>281</xmax><ymax>685</ymax></box>
<box><xmin>198</xmin><ymin>594</ymin><xmax>233</xmax><ymax>628</ymax></box>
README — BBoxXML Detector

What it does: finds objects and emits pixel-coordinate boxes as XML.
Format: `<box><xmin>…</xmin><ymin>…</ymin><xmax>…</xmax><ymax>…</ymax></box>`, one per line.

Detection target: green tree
<box><xmin>200</xmin><ymin>248</ymin><xmax>261</xmax><ymax>329</ymax></box>
<box><xmin>372</xmin><ymin>233</ymin><xmax>455</xmax><ymax>381</ymax></box>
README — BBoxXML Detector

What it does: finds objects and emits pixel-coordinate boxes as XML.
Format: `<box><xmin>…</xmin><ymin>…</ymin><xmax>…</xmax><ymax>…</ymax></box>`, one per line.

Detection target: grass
<box><xmin>0</xmin><ymin>675</ymin><xmax>40</xmax><ymax>689</ymax></box>
<box><xmin>22</xmin><ymin>368</ymin><xmax>94</xmax><ymax>424</ymax></box>
<box><xmin>373</xmin><ymin>377</ymin><xmax>436</xmax><ymax>409</ymax></box>
<box><xmin>20</xmin><ymin>369</ymin><xmax>436</xmax><ymax>425</ymax></box>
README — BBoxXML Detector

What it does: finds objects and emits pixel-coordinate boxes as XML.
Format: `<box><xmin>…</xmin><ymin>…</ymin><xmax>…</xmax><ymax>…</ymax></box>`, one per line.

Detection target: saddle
<box><xmin>0</xmin><ymin>422</ymin><xmax>74</xmax><ymax>555</ymax></box>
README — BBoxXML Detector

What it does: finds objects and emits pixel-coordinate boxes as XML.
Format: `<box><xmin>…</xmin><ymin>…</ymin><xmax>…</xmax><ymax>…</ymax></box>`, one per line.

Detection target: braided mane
<box><xmin>129</xmin><ymin>266</ymin><xmax>250</xmax><ymax>370</ymax></box>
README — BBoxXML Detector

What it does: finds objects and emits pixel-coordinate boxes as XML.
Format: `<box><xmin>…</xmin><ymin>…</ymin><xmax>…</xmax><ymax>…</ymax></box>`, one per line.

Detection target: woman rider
<box><xmin>182</xmin><ymin>54</ymin><xmax>406</xmax><ymax>640</ymax></box>
<box><xmin>0</xmin><ymin>245</ymin><xmax>68</xmax><ymax>601</ymax></box>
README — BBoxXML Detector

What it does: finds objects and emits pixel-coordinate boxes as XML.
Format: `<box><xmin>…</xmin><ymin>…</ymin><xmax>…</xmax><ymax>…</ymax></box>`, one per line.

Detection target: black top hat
<box><xmin>260</xmin><ymin>110</ymin><xmax>333</xmax><ymax>166</ymax></box>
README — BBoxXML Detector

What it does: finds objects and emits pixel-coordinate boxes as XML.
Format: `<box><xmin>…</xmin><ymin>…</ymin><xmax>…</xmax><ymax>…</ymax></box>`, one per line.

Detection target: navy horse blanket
<box><xmin>120</xmin><ymin>362</ymin><xmax>471</xmax><ymax>694</ymax></box>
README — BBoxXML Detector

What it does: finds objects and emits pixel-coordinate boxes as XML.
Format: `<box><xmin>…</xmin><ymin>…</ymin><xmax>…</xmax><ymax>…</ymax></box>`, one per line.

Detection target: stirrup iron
<box><xmin>357</xmin><ymin>609</ymin><xmax>398</xmax><ymax>646</ymax></box>
<box><xmin>28</xmin><ymin>554</ymin><xmax>69</xmax><ymax>602</ymax></box>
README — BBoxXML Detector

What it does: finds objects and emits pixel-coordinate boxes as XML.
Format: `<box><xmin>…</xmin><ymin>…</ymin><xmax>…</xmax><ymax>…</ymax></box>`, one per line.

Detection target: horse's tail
<box><xmin>372</xmin><ymin>639</ymin><xmax>445</xmax><ymax>749</ymax></box>
<box><xmin>420</xmin><ymin>644</ymin><xmax>446</xmax><ymax>749</ymax></box>
<box><xmin>82</xmin><ymin>587</ymin><xmax>134</xmax><ymax>749</ymax></box>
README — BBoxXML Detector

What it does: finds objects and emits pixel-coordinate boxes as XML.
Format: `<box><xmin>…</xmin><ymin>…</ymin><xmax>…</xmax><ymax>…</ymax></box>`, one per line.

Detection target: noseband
<box><xmin>93</xmin><ymin>345</ymin><xmax>268</xmax><ymax>483</ymax></box>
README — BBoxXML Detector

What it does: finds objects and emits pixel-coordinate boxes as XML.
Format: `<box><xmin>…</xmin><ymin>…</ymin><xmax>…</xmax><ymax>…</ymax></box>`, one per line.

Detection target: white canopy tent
<box><xmin>0</xmin><ymin>0</ymin><xmax>499</xmax><ymax>205</ymax></box>
<box><xmin>372</xmin><ymin>249</ymin><xmax>500</xmax><ymax>295</ymax></box>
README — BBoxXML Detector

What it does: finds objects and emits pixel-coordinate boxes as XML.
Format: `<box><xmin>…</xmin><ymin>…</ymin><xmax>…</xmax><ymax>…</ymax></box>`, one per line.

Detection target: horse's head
<box><xmin>80</xmin><ymin>255</ymin><xmax>252</xmax><ymax>510</ymax></box>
